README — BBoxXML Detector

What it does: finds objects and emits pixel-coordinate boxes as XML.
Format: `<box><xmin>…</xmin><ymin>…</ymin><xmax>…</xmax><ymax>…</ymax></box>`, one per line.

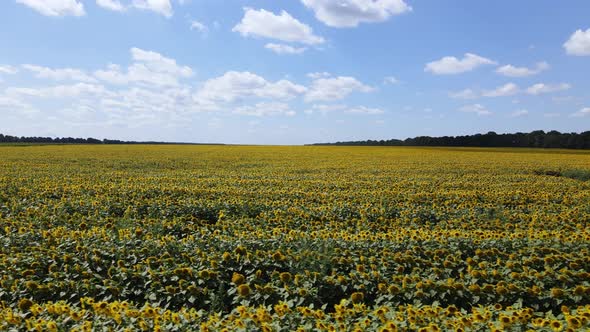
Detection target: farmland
<box><xmin>1</xmin><ymin>145</ymin><xmax>589</xmax><ymax>331</ymax></box>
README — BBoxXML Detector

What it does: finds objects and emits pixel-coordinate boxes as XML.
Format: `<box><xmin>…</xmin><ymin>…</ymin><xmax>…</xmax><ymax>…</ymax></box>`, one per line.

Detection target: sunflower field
<box><xmin>0</xmin><ymin>144</ymin><xmax>589</xmax><ymax>331</ymax></box>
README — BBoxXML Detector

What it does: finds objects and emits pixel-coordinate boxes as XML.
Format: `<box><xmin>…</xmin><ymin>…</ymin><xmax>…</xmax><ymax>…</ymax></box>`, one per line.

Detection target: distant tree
<box><xmin>311</xmin><ymin>130</ymin><xmax>590</xmax><ymax>150</ymax></box>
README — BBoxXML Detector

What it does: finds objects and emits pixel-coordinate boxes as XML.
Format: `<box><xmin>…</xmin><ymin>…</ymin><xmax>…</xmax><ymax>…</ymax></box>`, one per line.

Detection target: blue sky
<box><xmin>0</xmin><ymin>0</ymin><xmax>589</xmax><ymax>144</ymax></box>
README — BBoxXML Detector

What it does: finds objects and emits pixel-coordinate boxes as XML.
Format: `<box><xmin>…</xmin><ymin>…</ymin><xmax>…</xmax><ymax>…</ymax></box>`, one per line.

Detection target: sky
<box><xmin>0</xmin><ymin>1</ymin><xmax>589</xmax><ymax>144</ymax></box>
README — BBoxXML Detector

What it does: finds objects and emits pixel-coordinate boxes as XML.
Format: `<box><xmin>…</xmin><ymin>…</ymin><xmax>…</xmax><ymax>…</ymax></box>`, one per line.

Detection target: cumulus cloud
<box><xmin>307</xmin><ymin>72</ymin><xmax>331</xmax><ymax>79</ymax></box>
<box><xmin>564</xmin><ymin>28</ymin><xmax>590</xmax><ymax>56</ymax></box>
<box><xmin>130</xmin><ymin>48</ymin><xmax>192</xmax><ymax>76</ymax></box>
<box><xmin>345</xmin><ymin>106</ymin><xmax>385</xmax><ymax>115</ymax></box>
<box><xmin>496</xmin><ymin>62</ymin><xmax>549</xmax><ymax>77</ymax></box>
<box><xmin>571</xmin><ymin>107</ymin><xmax>590</xmax><ymax>117</ymax></box>
<box><xmin>23</xmin><ymin>64</ymin><xmax>97</xmax><ymax>82</ymax></box>
<box><xmin>190</xmin><ymin>20</ymin><xmax>208</xmax><ymax>33</ymax></box>
<box><xmin>449</xmin><ymin>88</ymin><xmax>478</xmax><ymax>99</ymax></box>
<box><xmin>94</xmin><ymin>48</ymin><xmax>193</xmax><ymax>86</ymax></box>
<box><xmin>233</xmin><ymin>102</ymin><xmax>296</xmax><ymax>117</ymax></box>
<box><xmin>96</xmin><ymin>0</ymin><xmax>125</xmax><ymax>11</ymax></box>
<box><xmin>16</xmin><ymin>0</ymin><xmax>85</xmax><ymax>16</ymax></box>
<box><xmin>132</xmin><ymin>0</ymin><xmax>173</xmax><ymax>17</ymax></box>
<box><xmin>458</xmin><ymin>104</ymin><xmax>492</xmax><ymax>116</ymax></box>
<box><xmin>425</xmin><ymin>53</ymin><xmax>496</xmax><ymax>75</ymax></box>
<box><xmin>482</xmin><ymin>83</ymin><xmax>520</xmax><ymax>97</ymax></box>
<box><xmin>0</xmin><ymin>65</ymin><xmax>18</xmax><ymax>75</ymax></box>
<box><xmin>96</xmin><ymin>0</ymin><xmax>173</xmax><ymax>16</ymax></box>
<box><xmin>196</xmin><ymin>71</ymin><xmax>307</xmax><ymax>103</ymax></box>
<box><xmin>265</xmin><ymin>43</ymin><xmax>307</xmax><ymax>55</ymax></box>
<box><xmin>301</xmin><ymin>0</ymin><xmax>412</xmax><ymax>28</ymax></box>
<box><xmin>452</xmin><ymin>82</ymin><xmax>567</xmax><ymax>99</ymax></box>
<box><xmin>526</xmin><ymin>83</ymin><xmax>571</xmax><ymax>95</ymax></box>
<box><xmin>304</xmin><ymin>104</ymin><xmax>382</xmax><ymax>115</ymax></box>
<box><xmin>304</xmin><ymin>104</ymin><xmax>346</xmax><ymax>114</ymax></box>
<box><xmin>2</xmin><ymin>46</ymin><xmax>386</xmax><ymax>128</ymax></box>
<box><xmin>232</xmin><ymin>8</ymin><xmax>324</xmax><ymax>45</ymax></box>
<box><xmin>0</xmin><ymin>95</ymin><xmax>34</xmax><ymax>110</ymax></box>
<box><xmin>305</xmin><ymin>76</ymin><xmax>373</xmax><ymax>102</ymax></box>
<box><xmin>6</xmin><ymin>83</ymin><xmax>108</xmax><ymax>99</ymax></box>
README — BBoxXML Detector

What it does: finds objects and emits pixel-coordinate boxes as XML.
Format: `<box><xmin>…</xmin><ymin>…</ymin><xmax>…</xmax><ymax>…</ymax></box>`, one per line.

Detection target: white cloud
<box><xmin>345</xmin><ymin>106</ymin><xmax>385</xmax><ymax>115</ymax></box>
<box><xmin>0</xmin><ymin>65</ymin><xmax>18</xmax><ymax>75</ymax></box>
<box><xmin>97</xmin><ymin>0</ymin><xmax>174</xmax><ymax>16</ymax></box>
<box><xmin>22</xmin><ymin>64</ymin><xmax>97</xmax><ymax>82</ymax></box>
<box><xmin>0</xmin><ymin>95</ymin><xmax>32</xmax><ymax>109</ymax></box>
<box><xmin>510</xmin><ymin>109</ymin><xmax>529</xmax><ymax>118</ymax></box>
<box><xmin>301</xmin><ymin>0</ymin><xmax>412</xmax><ymax>28</ymax></box>
<box><xmin>190</xmin><ymin>20</ymin><xmax>208</xmax><ymax>33</ymax></box>
<box><xmin>571</xmin><ymin>107</ymin><xmax>590</xmax><ymax>117</ymax></box>
<box><xmin>101</xmin><ymin>86</ymin><xmax>204</xmax><ymax>116</ymax></box>
<box><xmin>1</xmin><ymin>62</ymin><xmax>217</xmax><ymax>130</ymax></box>
<box><xmin>232</xmin><ymin>8</ymin><xmax>324</xmax><ymax>45</ymax></box>
<box><xmin>265</xmin><ymin>43</ymin><xmax>307</xmax><ymax>55</ymax></box>
<box><xmin>496</xmin><ymin>61</ymin><xmax>549</xmax><ymax>77</ymax></box>
<box><xmin>94</xmin><ymin>64</ymin><xmax>128</xmax><ymax>85</ymax></box>
<box><xmin>458</xmin><ymin>104</ymin><xmax>492</xmax><ymax>116</ymax></box>
<box><xmin>233</xmin><ymin>102</ymin><xmax>296</xmax><ymax>117</ymax></box>
<box><xmin>305</xmin><ymin>76</ymin><xmax>373</xmax><ymax>102</ymax></box>
<box><xmin>452</xmin><ymin>81</ymin><xmax>566</xmax><ymax>99</ymax></box>
<box><xmin>96</xmin><ymin>0</ymin><xmax>125</xmax><ymax>11</ymax></box>
<box><xmin>449</xmin><ymin>88</ymin><xmax>478</xmax><ymax>99</ymax></box>
<box><xmin>425</xmin><ymin>53</ymin><xmax>496</xmax><ymax>75</ymax></box>
<box><xmin>304</xmin><ymin>104</ymin><xmax>382</xmax><ymax>115</ymax></box>
<box><xmin>383</xmin><ymin>76</ymin><xmax>399</xmax><ymax>84</ymax></box>
<box><xmin>6</xmin><ymin>83</ymin><xmax>108</xmax><ymax>99</ymax></box>
<box><xmin>130</xmin><ymin>47</ymin><xmax>192</xmax><ymax>76</ymax></box>
<box><xmin>482</xmin><ymin>83</ymin><xmax>519</xmax><ymax>97</ymax></box>
<box><xmin>16</xmin><ymin>0</ymin><xmax>85</xmax><ymax>16</ymax></box>
<box><xmin>94</xmin><ymin>48</ymin><xmax>193</xmax><ymax>86</ymax></box>
<box><xmin>526</xmin><ymin>83</ymin><xmax>571</xmax><ymax>95</ymax></box>
<box><xmin>196</xmin><ymin>71</ymin><xmax>307</xmax><ymax>103</ymax></box>
<box><xmin>307</xmin><ymin>72</ymin><xmax>331</xmax><ymax>79</ymax></box>
<box><xmin>132</xmin><ymin>0</ymin><xmax>173</xmax><ymax>18</ymax></box>
<box><xmin>0</xmin><ymin>94</ymin><xmax>39</xmax><ymax>117</ymax></box>
<box><xmin>564</xmin><ymin>28</ymin><xmax>590</xmax><ymax>56</ymax></box>
<box><xmin>304</xmin><ymin>103</ymin><xmax>346</xmax><ymax>114</ymax></box>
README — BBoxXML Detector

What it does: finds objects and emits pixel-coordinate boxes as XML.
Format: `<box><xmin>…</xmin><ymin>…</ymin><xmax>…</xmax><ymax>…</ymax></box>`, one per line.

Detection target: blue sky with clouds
<box><xmin>1</xmin><ymin>0</ymin><xmax>589</xmax><ymax>144</ymax></box>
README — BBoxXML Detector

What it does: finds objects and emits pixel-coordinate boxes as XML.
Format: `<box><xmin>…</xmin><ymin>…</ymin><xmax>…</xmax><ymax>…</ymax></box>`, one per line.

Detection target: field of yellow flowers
<box><xmin>1</xmin><ymin>144</ymin><xmax>589</xmax><ymax>331</ymax></box>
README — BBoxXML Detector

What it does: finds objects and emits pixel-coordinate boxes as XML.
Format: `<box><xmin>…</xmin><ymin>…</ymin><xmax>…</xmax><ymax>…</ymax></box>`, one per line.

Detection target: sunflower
<box><xmin>566</xmin><ymin>316</ymin><xmax>581</xmax><ymax>329</ymax></box>
<box><xmin>231</xmin><ymin>272</ymin><xmax>245</xmax><ymax>285</ymax></box>
<box><xmin>351</xmin><ymin>292</ymin><xmax>364</xmax><ymax>304</ymax></box>
<box><xmin>18</xmin><ymin>298</ymin><xmax>33</xmax><ymax>311</ymax></box>
<box><xmin>46</xmin><ymin>321</ymin><xmax>58</xmax><ymax>332</ymax></box>
<box><xmin>551</xmin><ymin>288</ymin><xmax>565</xmax><ymax>298</ymax></box>
<box><xmin>549</xmin><ymin>320</ymin><xmax>563</xmax><ymax>331</ymax></box>
<box><xmin>237</xmin><ymin>284</ymin><xmax>251</xmax><ymax>297</ymax></box>
<box><xmin>388</xmin><ymin>285</ymin><xmax>400</xmax><ymax>294</ymax></box>
<box><xmin>499</xmin><ymin>315</ymin><xmax>512</xmax><ymax>327</ymax></box>
<box><xmin>279</xmin><ymin>272</ymin><xmax>292</xmax><ymax>283</ymax></box>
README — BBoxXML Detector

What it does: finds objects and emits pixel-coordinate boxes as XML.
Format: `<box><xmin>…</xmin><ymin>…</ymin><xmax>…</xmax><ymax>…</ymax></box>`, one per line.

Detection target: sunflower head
<box><xmin>237</xmin><ymin>284</ymin><xmax>251</xmax><ymax>297</ymax></box>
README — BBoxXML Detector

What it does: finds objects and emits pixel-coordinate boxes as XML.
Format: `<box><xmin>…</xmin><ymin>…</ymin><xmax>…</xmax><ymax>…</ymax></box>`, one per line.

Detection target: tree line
<box><xmin>312</xmin><ymin>130</ymin><xmax>590</xmax><ymax>149</ymax></box>
<box><xmin>0</xmin><ymin>133</ymin><xmax>217</xmax><ymax>145</ymax></box>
